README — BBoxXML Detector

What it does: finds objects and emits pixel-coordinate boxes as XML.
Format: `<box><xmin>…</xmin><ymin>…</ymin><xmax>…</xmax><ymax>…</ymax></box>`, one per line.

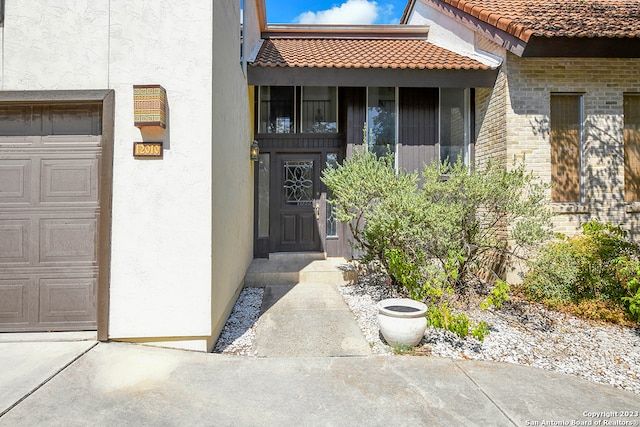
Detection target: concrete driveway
<box><xmin>1</xmin><ymin>340</ymin><xmax>639</xmax><ymax>426</ymax></box>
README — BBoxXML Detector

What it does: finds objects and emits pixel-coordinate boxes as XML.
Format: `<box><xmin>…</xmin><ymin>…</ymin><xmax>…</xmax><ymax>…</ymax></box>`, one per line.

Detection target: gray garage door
<box><xmin>0</xmin><ymin>103</ymin><xmax>102</xmax><ymax>332</ymax></box>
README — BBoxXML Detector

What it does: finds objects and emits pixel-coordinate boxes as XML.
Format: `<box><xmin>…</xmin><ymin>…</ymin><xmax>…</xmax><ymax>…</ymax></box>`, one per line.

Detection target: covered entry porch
<box><xmin>248</xmin><ymin>25</ymin><xmax>500</xmax><ymax>259</ymax></box>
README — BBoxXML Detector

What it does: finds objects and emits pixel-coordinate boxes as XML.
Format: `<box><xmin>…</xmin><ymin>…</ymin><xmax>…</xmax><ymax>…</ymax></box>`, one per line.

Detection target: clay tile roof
<box><xmin>251</xmin><ymin>38</ymin><xmax>494</xmax><ymax>70</ymax></box>
<box><xmin>438</xmin><ymin>0</ymin><xmax>640</xmax><ymax>41</ymax></box>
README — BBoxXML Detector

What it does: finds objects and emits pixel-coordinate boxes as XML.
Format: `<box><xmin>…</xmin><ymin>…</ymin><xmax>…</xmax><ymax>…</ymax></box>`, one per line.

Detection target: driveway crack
<box><xmin>452</xmin><ymin>359</ymin><xmax>518</xmax><ymax>426</ymax></box>
<box><xmin>0</xmin><ymin>341</ymin><xmax>98</xmax><ymax>418</ymax></box>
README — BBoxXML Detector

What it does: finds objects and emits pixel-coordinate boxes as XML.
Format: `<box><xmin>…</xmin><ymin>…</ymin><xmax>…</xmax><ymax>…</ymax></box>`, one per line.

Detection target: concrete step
<box><xmin>268</xmin><ymin>252</ymin><xmax>326</xmax><ymax>262</ymax></box>
<box><xmin>244</xmin><ymin>253</ymin><xmax>356</xmax><ymax>287</ymax></box>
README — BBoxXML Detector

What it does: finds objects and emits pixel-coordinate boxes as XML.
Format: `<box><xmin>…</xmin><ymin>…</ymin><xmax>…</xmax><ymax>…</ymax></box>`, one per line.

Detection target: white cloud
<box><xmin>295</xmin><ymin>0</ymin><xmax>380</xmax><ymax>25</ymax></box>
<box><xmin>379</xmin><ymin>4</ymin><xmax>400</xmax><ymax>24</ymax></box>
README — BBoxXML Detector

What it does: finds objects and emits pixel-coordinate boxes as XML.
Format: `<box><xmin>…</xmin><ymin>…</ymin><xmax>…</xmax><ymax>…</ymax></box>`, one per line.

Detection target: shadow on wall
<box><xmin>529</xmin><ymin>111</ymin><xmax>631</xmax><ymax>234</ymax></box>
<box><xmin>139</xmin><ymin>101</ymin><xmax>171</xmax><ymax>150</ymax></box>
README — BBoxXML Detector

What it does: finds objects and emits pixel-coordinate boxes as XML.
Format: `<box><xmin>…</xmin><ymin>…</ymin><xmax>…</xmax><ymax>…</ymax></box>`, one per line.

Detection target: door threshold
<box><xmin>268</xmin><ymin>252</ymin><xmax>326</xmax><ymax>261</ymax></box>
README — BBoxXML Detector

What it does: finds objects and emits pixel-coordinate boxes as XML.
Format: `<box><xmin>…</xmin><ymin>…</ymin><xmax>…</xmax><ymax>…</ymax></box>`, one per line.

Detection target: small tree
<box><xmin>320</xmin><ymin>149</ymin><xmax>419</xmax><ymax>272</ymax></box>
<box><xmin>323</xmin><ymin>153</ymin><xmax>552</xmax><ymax>291</ymax></box>
<box><xmin>322</xmin><ymin>152</ymin><xmax>553</xmax><ymax>339</ymax></box>
<box><xmin>418</xmin><ymin>159</ymin><xmax>552</xmax><ymax>293</ymax></box>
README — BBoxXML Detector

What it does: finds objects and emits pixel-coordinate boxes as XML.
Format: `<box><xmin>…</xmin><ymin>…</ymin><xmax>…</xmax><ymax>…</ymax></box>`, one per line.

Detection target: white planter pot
<box><xmin>377</xmin><ymin>298</ymin><xmax>428</xmax><ymax>347</ymax></box>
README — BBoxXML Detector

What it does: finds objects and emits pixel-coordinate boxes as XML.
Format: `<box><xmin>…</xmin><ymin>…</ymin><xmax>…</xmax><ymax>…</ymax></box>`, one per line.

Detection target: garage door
<box><xmin>0</xmin><ymin>103</ymin><xmax>103</xmax><ymax>332</ymax></box>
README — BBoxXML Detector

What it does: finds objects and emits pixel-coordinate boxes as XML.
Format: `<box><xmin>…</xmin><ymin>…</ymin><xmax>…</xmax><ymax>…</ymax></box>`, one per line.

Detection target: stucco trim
<box><xmin>262</xmin><ymin>24</ymin><xmax>430</xmax><ymax>39</ymax></box>
<box><xmin>98</xmin><ymin>91</ymin><xmax>115</xmax><ymax>342</ymax></box>
<box><xmin>0</xmin><ymin>90</ymin><xmax>114</xmax><ymax>103</ymax></box>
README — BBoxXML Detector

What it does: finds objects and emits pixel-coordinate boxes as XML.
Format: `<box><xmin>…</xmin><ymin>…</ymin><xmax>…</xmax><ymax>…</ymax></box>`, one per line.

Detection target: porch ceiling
<box><xmin>248</xmin><ymin>36</ymin><xmax>500</xmax><ymax>88</ymax></box>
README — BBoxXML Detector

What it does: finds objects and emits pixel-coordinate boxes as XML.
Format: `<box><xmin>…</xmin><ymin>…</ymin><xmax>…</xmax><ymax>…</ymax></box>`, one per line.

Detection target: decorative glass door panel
<box><xmin>284</xmin><ymin>161</ymin><xmax>314</xmax><ymax>206</ymax></box>
<box><xmin>274</xmin><ymin>154</ymin><xmax>322</xmax><ymax>252</ymax></box>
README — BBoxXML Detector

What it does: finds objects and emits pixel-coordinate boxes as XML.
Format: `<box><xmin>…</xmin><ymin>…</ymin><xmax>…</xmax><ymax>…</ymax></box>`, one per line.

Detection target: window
<box><xmin>550</xmin><ymin>94</ymin><xmax>583</xmax><ymax>203</ymax></box>
<box><xmin>259</xmin><ymin>86</ymin><xmax>295</xmax><ymax>133</ymax></box>
<box><xmin>257</xmin><ymin>153</ymin><xmax>270</xmax><ymax>238</ymax></box>
<box><xmin>0</xmin><ymin>104</ymin><xmax>102</xmax><ymax>136</ymax></box>
<box><xmin>326</xmin><ymin>153</ymin><xmax>339</xmax><ymax>237</ymax></box>
<box><xmin>624</xmin><ymin>94</ymin><xmax>640</xmax><ymax>202</ymax></box>
<box><xmin>367</xmin><ymin>87</ymin><xmax>397</xmax><ymax>158</ymax></box>
<box><xmin>440</xmin><ymin>88</ymin><xmax>470</xmax><ymax>165</ymax></box>
<box><xmin>240</xmin><ymin>0</ymin><xmax>246</xmax><ymax>73</ymax></box>
<box><xmin>301</xmin><ymin>87</ymin><xmax>337</xmax><ymax>133</ymax></box>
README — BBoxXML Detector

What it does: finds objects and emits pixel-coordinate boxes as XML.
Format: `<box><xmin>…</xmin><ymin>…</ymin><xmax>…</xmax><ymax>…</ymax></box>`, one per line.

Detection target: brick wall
<box><xmin>474</xmin><ymin>34</ymin><xmax>508</xmax><ymax>169</ymax></box>
<box><xmin>475</xmin><ymin>70</ymin><xmax>508</xmax><ymax>169</ymax></box>
<box><xmin>494</xmin><ymin>53</ymin><xmax>640</xmax><ymax>237</ymax></box>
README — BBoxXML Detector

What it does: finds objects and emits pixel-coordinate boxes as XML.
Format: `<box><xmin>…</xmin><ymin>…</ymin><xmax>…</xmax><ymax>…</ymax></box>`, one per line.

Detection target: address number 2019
<box><xmin>134</xmin><ymin>142</ymin><xmax>163</xmax><ymax>158</ymax></box>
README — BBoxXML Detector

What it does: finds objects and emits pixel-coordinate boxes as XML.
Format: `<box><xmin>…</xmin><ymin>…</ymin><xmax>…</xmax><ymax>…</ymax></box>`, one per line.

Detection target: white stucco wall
<box><xmin>106</xmin><ymin>1</ymin><xmax>214</xmax><ymax>344</ymax></box>
<box><xmin>407</xmin><ymin>0</ymin><xmax>500</xmax><ymax>68</ymax></box>
<box><xmin>210</xmin><ymin>1</ymin><xmax>255</xmax><ymax>346</ymax></box>
<box><xmin>0</xmin><ymin>0</ymin><xmax>254</xmax><ymax>351</ymax></box>
<box><xmin>1</xmin><ymin>1</ymin><xmax>110</xmax><ymax>89</ymax></box>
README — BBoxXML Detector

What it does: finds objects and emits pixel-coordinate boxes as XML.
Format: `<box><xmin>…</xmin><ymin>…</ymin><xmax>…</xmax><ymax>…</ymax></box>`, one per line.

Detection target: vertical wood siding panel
<box><xmin>341</xmin><ymin>87</ymin><xmax>366</xmax><ymax>156</ymax></box>
<box><xmin>399</xmin><ymin>88</ymin><xmax>438</xmax><ymax>172</ymax></box>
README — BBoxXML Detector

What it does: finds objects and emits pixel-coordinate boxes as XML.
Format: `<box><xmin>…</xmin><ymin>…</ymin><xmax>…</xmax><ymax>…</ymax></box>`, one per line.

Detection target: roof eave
<box><xmin>400</xmin><ymin>0</ymin><xmax>417</xmax><ymax>25</ymax></box>
<box><xmin>523</xmin><ymin>35</ymin><xmax>640</xmax><ymax>58</ymax></box>
<box><xmin>262</xmin><ymin>24</ymin><xmax>429</xmax><ymax>40</ymax></box>
<box><xmin>422</xmin><ymin>0</ymin><xmax>528</xmax><ymax>56</ymax></box>
<box><xmin>428</xmin><ymin>0</ymin><xmax>640</xmax><ymax>58</ymax></box>
<box><xmin>248</xmin><ymin>65</ymin><xmax>499</xmax><ymax>88</ymax></box>
<box><xmin>254</xmin><ymin>0</ymin><xmax>267</xmax><ymax>32</ymax></box>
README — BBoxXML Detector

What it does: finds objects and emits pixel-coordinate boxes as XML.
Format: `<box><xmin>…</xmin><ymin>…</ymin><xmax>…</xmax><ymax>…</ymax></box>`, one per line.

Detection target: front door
<box><xmin>273</xmin><ymin>153</ymin><xmax>322</xmax><ymax>252</ymax></box>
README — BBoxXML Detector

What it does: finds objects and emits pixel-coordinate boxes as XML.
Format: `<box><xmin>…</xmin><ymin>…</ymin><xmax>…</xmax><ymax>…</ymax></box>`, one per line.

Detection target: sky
<box><xmin>265</xmin><ymin>0</ymin><xmax>408</xmax><ymax>25</ymax></box>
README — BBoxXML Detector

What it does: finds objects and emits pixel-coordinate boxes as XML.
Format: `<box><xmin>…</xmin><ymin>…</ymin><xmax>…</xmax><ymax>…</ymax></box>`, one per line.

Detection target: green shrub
<box><xmin>320</xmin><ymin>149</ymin><xmax>420</xmax><ymax>276</ymax></box>
<box><xmin>523</xmin><ymin>220</ymin><xmax>640</xmax><ymax>323</ymax></box>
<box><xmin>523</xmin><ymin>240</ymin><xmax>578</xmax><ymax>304</ymax></box>
<box><xmin>616</xmin><ymin>258</ymin><xmax>640</xmax><ymax>320</ymax></box>
<box><xmin>322</xmin><ymin>153</ymin><xmax>551</xmax><ymax>292</ymax></box>
<box><xmin>426</xmin><ymin>302</ymin><xmax>490</xmax><ymax>341</ymax></box>
<box><xmin>385</xmin><ymin>247</ymin><xmax>452</xmax><ymax>303</ymax></box>
<box><xmin>471</xmin><ymin>321</ymin><xmax>491</xmax><ymax>342</ymax></box>
<box><xmin>418</xmin><ymin>159</ymin><xmax>552</xmax><ymax>291</ymax></box>
<box><xmin>322</xmin><ymin>150</ymin><xmax>553</xmax><ymax>338</ymax></box>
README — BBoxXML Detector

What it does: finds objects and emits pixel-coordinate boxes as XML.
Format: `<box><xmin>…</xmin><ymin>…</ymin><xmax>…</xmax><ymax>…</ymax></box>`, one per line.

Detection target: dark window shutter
<box><xmin>624</xmin><ymin>94</ymin><xmax>640</xmax><ymax>202</ymax></box>
<box><xmin>550</xmin><ymin>94</ymin><xmax>582</xmax><ymax>203</ymax></box>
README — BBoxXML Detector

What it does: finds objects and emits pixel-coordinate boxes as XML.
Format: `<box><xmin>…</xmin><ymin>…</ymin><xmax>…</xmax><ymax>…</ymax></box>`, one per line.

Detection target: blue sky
<box><xmin>265</xmin><ymin>0</ymin><xmax>408</xmax><ymax>24</ymax></box>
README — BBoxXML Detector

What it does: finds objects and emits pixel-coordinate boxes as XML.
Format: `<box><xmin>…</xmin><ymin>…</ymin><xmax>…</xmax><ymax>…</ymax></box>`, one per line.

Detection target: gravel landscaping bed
<box><xmin>213</xmin><ymin>287</ymin><xmax>263</xmax><ymax>356</ymax></box>
<box><xmin>340</xmin><ymin>274</ymin><xmax>640</xmax><ymax>395</ymax></box>
<box><xmin>213</xmin><ymin>277</ymin><xmax>640</xmax><ymax>395</ymax></box>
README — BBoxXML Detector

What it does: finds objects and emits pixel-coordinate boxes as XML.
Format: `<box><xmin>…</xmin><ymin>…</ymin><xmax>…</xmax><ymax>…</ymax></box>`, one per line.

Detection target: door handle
<box><xmin>315</xmin><ymin>202</ymin><xmax>320</xmax><ymax>220</ymax></box>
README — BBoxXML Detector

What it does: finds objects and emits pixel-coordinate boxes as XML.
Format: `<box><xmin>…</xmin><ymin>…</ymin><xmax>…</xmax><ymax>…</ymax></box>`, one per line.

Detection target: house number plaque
<box><xmin>133</xmin><ymin>142</ymin><xmax>163</xmax><ymax>158</ymax></box>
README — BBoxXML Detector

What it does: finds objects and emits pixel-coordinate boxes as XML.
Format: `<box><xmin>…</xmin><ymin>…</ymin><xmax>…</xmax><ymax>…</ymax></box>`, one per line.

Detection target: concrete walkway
<box><xmin>253</xmin><ymin>281</ymin><xmax>371</xmax><ymax>357</ymax></box>
<box><xmin>249</xmin><ymin>254</ymin><xmax>370</xmax><ymax>357</ymax></box>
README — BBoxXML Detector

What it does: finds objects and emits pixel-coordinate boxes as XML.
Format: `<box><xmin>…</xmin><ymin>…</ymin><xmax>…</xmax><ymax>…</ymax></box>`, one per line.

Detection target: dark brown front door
<box><xmin>273</xmin><ymin>153</ymin><xmax>322</xmax><ymax>252</ymax></box>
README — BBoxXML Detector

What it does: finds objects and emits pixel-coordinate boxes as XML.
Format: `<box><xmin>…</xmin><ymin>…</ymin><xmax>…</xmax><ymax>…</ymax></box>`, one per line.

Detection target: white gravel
<box><xmin>339</xmin><ymin>275</ymin><xmax>640</xmax><ymax>395</ymax></box>
<box><xmin>213</xmin><ymin>276</ymin><xmax>640</xmax><ymax>395</ymax></box>
<box><xmin>213</xmin><ymin>287</ymin><xmax>263</xmax><ymax>356</ymax></box>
